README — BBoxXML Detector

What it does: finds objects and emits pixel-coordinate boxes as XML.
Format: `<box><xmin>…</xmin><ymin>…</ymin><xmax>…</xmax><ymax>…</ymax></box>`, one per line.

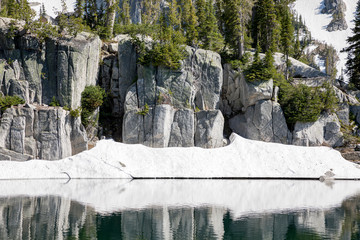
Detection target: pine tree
<box><xmin>253</xmin><ymin>0</ymin><xmax>279</xmax><ymax>52</ymax></box>
<box><xmin>280</xmin><ymin>7</ymin><xmax>294</xmax><ymax>80</ymax></box>
<box><xmin>343</xmin><ymin>0</ymin><xmax>360</xmax><ymax>88</ymax></box>
<box><xmin>180</xmin><ymin>0</ymin><xmax>198</xmax><ymax>46</ymax></box>
<box><xmin>121</xmin><ymin>0</ymin><xmax>131</xmax><ymax>26</ymax></box>
<box><xmin>142</xmin><ymin>0</ymin><xmax>160</xmax><ymax>25</ymax></box>
<box><xmin>195</xmin><ymin>0</ymin><xmax>206</xmax><ymax>43</ymax></box>
<box><xmin>223</xmin><ymin>0</ymin><xmax>253</xmax><ymax>59</ymax></box>
<box><xmin>75</xmin><ymin>0</ymin><xmax>84</xmax><ymax>18</ymax></box>
<box><xmin>202</xmin><ymin>0</ymin><xmax>223</xmax><ymax>51</ymax></box>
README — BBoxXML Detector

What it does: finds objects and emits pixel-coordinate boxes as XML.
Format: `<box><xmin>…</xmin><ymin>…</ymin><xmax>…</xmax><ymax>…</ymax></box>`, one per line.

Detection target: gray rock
<box><xmin>321</xmin><ymin>0</ymin><xmax>346</xmax><ymax>14</ymax></box>
<box><xmin>273</xmin><ymin>52</ymin><xmax>327</xmax><ymax>79</ymax></box>
<box><xmin>169</xmin><ymin>109</ymin><xmax>195</xmax><ymax>147</ymax></box>
<box><xmin>222</xmin><ymin>63</ymin><xmax>273</xmax><ymax>112</ymax></box>
<box><xmin>292</xmin><ymin>113</ymin><xmax>343</xmax><ymax>147</ymax></box>
<box><xmin>336</xmin><ymin>103</ymin><xmax>349</xmax><ymax>125</ymax></box>
<box><xmin>0</xmin><ymin>104</ymin><xmax>88</xmax><ymax>160</ymax></box>
<box><xmin>195</xmin><ymin>110</ymin><xmax>224</xmax><ymax>148</ymax></box>
<box><xmin>120</xmin><ymin>41</ymin><xmax>223</xmax><ymax>148</ymax></box>
<box><xmin>152</xmin><ymin>105</ymin><xmax>175</xmax><ymax>148</ymax></box>
<box><xmin>229</xmin><ymin>100</ymin><xmax>290</xmax><ymax>144</ymax></box>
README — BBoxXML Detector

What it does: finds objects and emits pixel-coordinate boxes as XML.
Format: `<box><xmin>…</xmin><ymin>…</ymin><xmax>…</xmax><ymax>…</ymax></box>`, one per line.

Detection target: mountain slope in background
<box><xmin>293</xmin><ymin>0</ymin><xmax>357</xmax><ymax>79</ymax></box>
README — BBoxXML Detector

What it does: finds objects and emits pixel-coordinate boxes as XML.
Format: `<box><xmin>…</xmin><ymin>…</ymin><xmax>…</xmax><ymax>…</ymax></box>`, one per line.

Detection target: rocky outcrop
<box><xmin>229</xmin><ymin>100</ymin><xmax>291</xmax><ymax>144</ymax></box>
<box><xmin>321</xmin><ymin>0</ymin><xmax>346</xmax><ymax>15</ymax></box>
<box><xmin>292</xmin><ymin>113</ymin><xmax>343</xmax><ymax>147</ymax></box>
<box><xmin>0</xmin><ymin>17</ymin><xmax>101</xmax><ymax>109</ymax></box>
<box><xmin>273</xmin><ymin>53</ymin><xmax>328</xmax><ymax>79</ymax></box>
<box><xmin>120</xmin><ymin>42</ymin><xmax>224</xmax><ymax>148</ymax></box>
<box><xmin>221</xmin><ymin>64</ymin><xmax>274</xmax><ymax>116</ymax></box>
<box><xmin>0</xmin><ymin>104</ymin><xmax>87</xmax><ymax>160</ymax></box>
<box><xmin>321</xmin><ymin>0</ymin><xmax>348</xmax><ymax>31</ymax></box>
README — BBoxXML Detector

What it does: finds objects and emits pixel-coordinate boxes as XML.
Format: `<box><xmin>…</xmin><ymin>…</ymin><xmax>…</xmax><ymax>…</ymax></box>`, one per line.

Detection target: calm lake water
<box><xmin>0</xmin><ymin>179</ymin><xmax>359</xmax><ymax>240</ymax></box>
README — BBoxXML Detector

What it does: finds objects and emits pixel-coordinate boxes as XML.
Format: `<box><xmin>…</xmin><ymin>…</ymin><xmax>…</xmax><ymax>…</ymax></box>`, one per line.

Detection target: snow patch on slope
<box><xmin>28</xmin><ymin>0</ymin><xmax>76</xmax><ymax>18</ymax></box>
<box><xmin>0</xmin><ymin>133</ymin><xmax>359</xmax><ymax>179</ymax></box>
<box><xmin>293</xmin><ymin>0</ymin><xmax>357</xmax><ymax>79</ymax></box>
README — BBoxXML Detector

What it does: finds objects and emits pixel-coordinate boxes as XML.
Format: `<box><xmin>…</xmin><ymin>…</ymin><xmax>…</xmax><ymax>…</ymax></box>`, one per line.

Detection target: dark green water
<box><xmin>0</xmin><ymin>180</ymin><xmax>359</xmax><ymax>240</ymax></box>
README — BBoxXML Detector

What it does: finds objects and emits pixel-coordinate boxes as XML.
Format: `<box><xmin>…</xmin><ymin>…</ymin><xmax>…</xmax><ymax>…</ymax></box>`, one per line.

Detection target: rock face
<box><xmin>292</xmin><ymin>113</ymin><xmax>343</xmax><ymax>147</ymax></box>
<box><xmin>321</xmin><ymin>0</ymin><xmax>346</xmax><ymax>15</ymax></box>
<box><xmin>273</xmin><ymin>53</ymin><xmax>328</xmax><ymax>79</ymax></box>
<box><xmin>0</xmin><ymin>17</ymin><xmax>101</xmax><ymax>109</ymax></box>
<box><xmin>0</xmin><ymin>104</ymin><xmax>87</xmax><ymax>160</ymax></box>
<box><xmin>120</xmin><ymin>42</ymin><xmax>224</xmax><ymax>148</ymax></box>
<box><xmin>221</xmin><ymin>64</ymin><xmax>273</xmax><ymax>116</ymax></box>
<box><xmin>321</xmin><ymin>0</ymin><xmax>348</xmax><ymax>31</ymax></box>
<box><xmin>229</xmin><ymin>100</ymin><xmax>291</xmax><ymax>144</ymax></box>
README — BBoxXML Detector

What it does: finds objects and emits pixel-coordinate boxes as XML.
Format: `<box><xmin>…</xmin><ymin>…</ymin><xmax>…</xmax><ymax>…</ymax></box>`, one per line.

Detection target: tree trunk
<box><xmin>106</xmin><ymin>0</ymin><xmax>117</xmax><ymax>38</ymax></box>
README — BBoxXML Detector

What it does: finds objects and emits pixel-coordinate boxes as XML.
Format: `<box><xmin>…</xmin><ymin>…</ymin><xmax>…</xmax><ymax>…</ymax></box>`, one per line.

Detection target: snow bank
<box><xmin>0</xmin><ymin>179</ymin><xmax>359</xmax><ymax>217</ymax></box>
<box><xmin>0</xmin><ymin>133</ymin><xmax>359</xmax><ymax>179</ymax></box>
<box><xmin>293</xmin><ymin>0</ymin><xmax>357</xmax><ymax>79</ymax></box>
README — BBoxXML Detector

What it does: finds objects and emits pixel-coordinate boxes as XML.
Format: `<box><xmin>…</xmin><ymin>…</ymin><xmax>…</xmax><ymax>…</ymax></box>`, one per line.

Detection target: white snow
<box><xmin>293</xmin><ymin>0</ymin><xmax>357</xmax><ymax>79</ymax></box>
<box><xmin>28</xmin><ymin>0</ymin><xmax>76</xmax><ymax>18</ymax></box>
<box><xmin>0</xmin><ymin>179</ymin><xmax>359</xmax><ymax>218</ymax></box>
<box><xmin>0</xmin><ymin>133</ymin><xmax>359</xmax><ymax>180</ymax></box>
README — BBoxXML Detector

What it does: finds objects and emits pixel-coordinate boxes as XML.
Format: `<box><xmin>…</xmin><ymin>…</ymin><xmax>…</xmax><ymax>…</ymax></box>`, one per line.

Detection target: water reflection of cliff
<box><xmin>0</xmin><ymin>194</ymin><xmax>359</xmax><ymax>240</ymax></box>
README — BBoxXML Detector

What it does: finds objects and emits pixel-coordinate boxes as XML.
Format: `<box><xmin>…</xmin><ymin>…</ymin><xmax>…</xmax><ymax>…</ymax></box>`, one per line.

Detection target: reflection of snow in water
<box><xmin>0</xmin><ymin>179</ymin><xmax>359</xmax><ymax>217</ymax></box>
<box><xmin>0</xmin><ymin>179</ymin><xmax>359</xmax><ymax>239</ymax></box>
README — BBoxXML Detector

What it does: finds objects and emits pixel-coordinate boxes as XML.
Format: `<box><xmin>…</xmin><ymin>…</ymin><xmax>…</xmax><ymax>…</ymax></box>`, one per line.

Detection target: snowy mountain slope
<box><xmin>28</xmin><ymin>0</ymin><xmax>76</xmax><ymax>18</ymax></box>
<box><xmin>293</xmin><ymin>0</ymin><xmax>357</xmax><ymax>79</ymax></box>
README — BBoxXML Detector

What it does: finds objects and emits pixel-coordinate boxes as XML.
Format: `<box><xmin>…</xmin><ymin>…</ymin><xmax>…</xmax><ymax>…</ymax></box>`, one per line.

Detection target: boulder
<box><xmin>229</xmin><ymin>100</ymin><xmax>290</xmax><ymax>144</ymax></box>
<box><xmin>195</xmin><ymin>110</ymin><xmax>224</xmax><ymax>148</ymax></box>
<box><xmin>169</xmin><ymin>109</ymin><xmax>195</xmax><ymax>147</ymax></box>
<box><xmin>292</xmin><ymin>113</ymin><xmax>343</xmax><ymax>147</ymax></box>
<box><xmin>0</xmin><ymin>104</ymin><xmax>88</xmax><ymax>160</ymax></box>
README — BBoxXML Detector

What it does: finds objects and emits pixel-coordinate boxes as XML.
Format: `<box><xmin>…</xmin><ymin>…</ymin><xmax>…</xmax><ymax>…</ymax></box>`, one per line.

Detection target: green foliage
<box><xmin>49</xmin><ymin>96</ymin><xmax>60</xmax><ymax>107</ymax></box>
<box><xmin>244</xmin><ymin>45</ymin><xmax>275</xmax><ymax>82</ymax></box>
<box><xmin>279</xmin><ymin>81</ymin><xmax>338</xmax><ymax>127</ymax></box>
<box><xmin>343</xmin><ymin>1</ymin><xmax>360</xmax><ymax>88</ymax></box>
<box><xmin>81</xmin><ymin>85</ymin><xmax>105</xmax><ymax>127</ymax></box>
<box><xmin>70</xmin><ymin>107</ymin><xmax>82</xmax><ymax>118</ymax></box>
<box><xmin>137</xmin><ymin>103</ymin><xmax>149</xmax><ymax>115</ymax></box>
<box><xmin>0</xmin><ymin>95</ymin><xmax>25</xmax><ymax>111</ymax></box>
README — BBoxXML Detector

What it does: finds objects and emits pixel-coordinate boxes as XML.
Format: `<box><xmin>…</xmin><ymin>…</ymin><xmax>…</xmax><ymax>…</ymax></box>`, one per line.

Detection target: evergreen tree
<box><xmin>195</xmin><ymin>0</ymin><xmax>206</xmax><ymax>43</ymax></box>
<box><xmin>343</xmin><ymin>0</ymin><xmax>360</xmax><ymax>88</ymax></box>
<box><xmin>75</xmin><ymin>0</ymin><xmax>84</xmax><ymax>18</ymax></box>
<box><xmin>121</xmin><ymin>0</ymin><xmax>131</xmax><ymax>25</ymax></box>
<box><xmin>180</xmin><ymin>0</ymin><xmax>198</xmax><ymax>46</ymax></box>
<box><xmin>253</xmin><ymin>0</ymin><xmax>279</xmax><ymax>52</ymax></box>
<box><xmin>201</xmin><ymin>0</ymin><xmax>223</xmax><ymax>51</ymax></box>
<box><xmin>223</xmin><ymin>0</ymin><xmax>253</xmax><ymax>59</ymax></box>
<box><xmin>280</xmin><ymin>8</ymin><xmax>294</xmax><ymax>80</ymax></box>
<box><xmin>141</xmin><ymin>0</ymin><xmax>160</xmax><ymax>25</ymax></box>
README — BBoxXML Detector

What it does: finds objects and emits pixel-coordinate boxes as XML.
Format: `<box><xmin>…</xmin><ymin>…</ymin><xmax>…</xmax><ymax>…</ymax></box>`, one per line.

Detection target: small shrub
<box><xmin>49</xmin><ymin>96</ymin><xmax>60</xmax><ymax>107</ymax></box>
<box><xmin>0</xmin><ymin>95</ymin><xmax>25</xmax><ymax>111</ymax></box>
<box><xmin>137</xmin><ymin>103</ymin><xmax>149</xmax><ymax>115</ymax></box>
<box><xmin>70</xmin><ymin>107</ymin><xmax>81</xmax><ymax>118</ymax></box>
<box><xmin>279</xmin><ymin>82</ymin><xmax>338</xmax><ymax>128</ymax></box>
<box><xmin>81</xmin><ymin>85</ymin><xmax>105</xmax><ymax>127</ymax></box>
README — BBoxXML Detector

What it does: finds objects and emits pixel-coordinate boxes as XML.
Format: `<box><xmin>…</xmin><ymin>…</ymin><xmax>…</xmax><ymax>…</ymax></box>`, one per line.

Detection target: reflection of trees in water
<box><xmin>0</xmin><ymin>194</ymin><xmax>360</xmax><ymax>240</ymax></box>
